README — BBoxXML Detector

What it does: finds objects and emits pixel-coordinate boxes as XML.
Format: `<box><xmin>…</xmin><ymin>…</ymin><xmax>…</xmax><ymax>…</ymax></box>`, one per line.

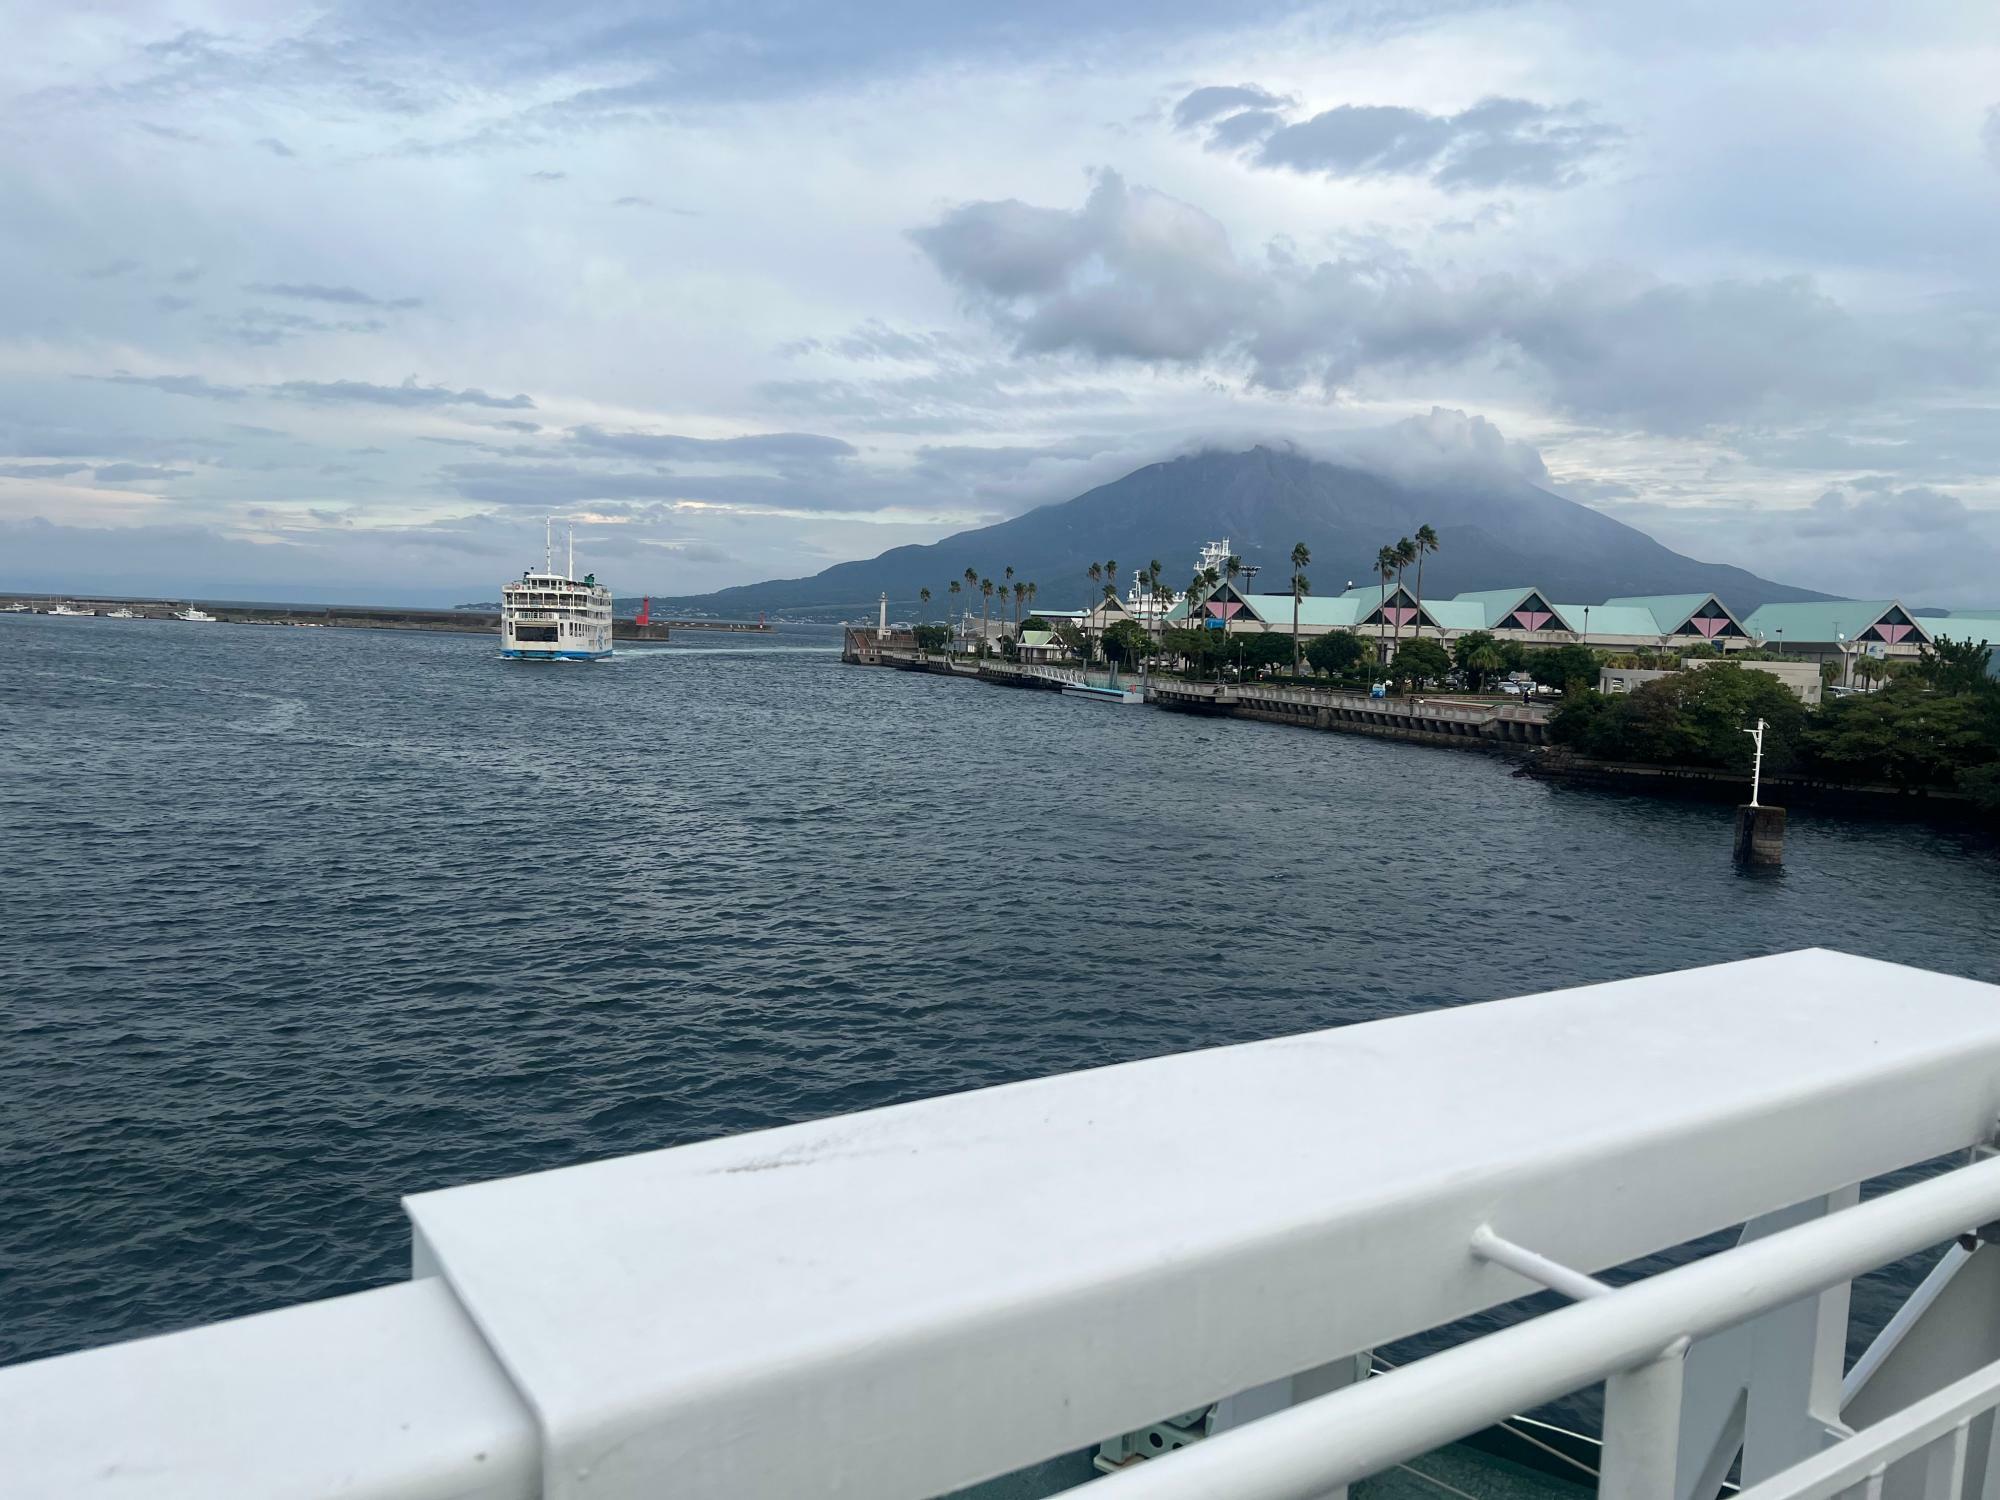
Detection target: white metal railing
<box><xmin>10</xmin><ymin>953</ymin><xmax>2000</xmax><ymax>1500</ymax></box>
<box><xmin>1064</xmin><ymin>1155</ymin><xmax>2000</xmax><ymax>1500</ymax></box>
<box><xmin>1735</xmin><ymin>1358</ymin><xmax>2000</xmax><ymax>1499</ymax></box>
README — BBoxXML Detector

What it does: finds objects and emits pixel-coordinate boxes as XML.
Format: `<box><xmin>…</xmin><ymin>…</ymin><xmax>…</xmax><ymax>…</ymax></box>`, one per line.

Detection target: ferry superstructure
<box><xmin>500</xmin><ymin>520</ymin><xmax>613</xmax><ymax>661</ymax></box>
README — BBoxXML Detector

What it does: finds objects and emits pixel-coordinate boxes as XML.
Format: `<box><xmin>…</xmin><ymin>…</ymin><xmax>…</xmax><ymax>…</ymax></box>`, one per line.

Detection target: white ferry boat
<box><xmin>500</xmin><ymin>521</ymin><xmax>613</xmax><ymax>661</ymax></box>
<box><xmin>171</xmin><ymin>604</ymin><xmax>217</xmax><ymax>623</ymax></box>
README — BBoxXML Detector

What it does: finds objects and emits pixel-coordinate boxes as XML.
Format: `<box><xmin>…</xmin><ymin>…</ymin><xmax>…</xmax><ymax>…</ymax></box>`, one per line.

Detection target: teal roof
<box><xmin>1601</xmin><ymin>593</ymin><xmax>1729</xmax><ymax>633</ymax></box>
<box><xmin>1739</xmin><ymin>600</ymin><xmax>1928</xmax><ymax>644</ymax></box>
<box><xmin>1419</xmin><ymin>600</ymin><xmax>1489</xmax><ymax>632</ymax></box>
<box><xmin>1241</xmin><ymin>593</ymin><xmax>1364</xmax><ymax>628</ymax></box>
<box><xmin>1447</xmin><ymin>588</ymin><xmax>1571</xmax><ymax>631</ymax></box>
<box><xmin>1552</xmin><ymin>604</ymin><xmax>1667</xmax><ymax>637</ymax></box>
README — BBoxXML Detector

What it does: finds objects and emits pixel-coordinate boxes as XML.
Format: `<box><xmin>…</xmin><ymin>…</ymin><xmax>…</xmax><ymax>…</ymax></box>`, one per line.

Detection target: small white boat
<box><xmin>1</xmin><ymin>601</ymin><xmax>29</xmax><ymax>613</ymax></box>
<box><xmin>105</xmin><ymin>607</ymin><xmax>138</xmax><ymax>619</ymax></box>
<box><xmin>172</xmin><ymin>604</ymin><xmax>218</xmax><ymax>623</ymax></box>
<box><xmin>47</xmin><ymin>601</ymin><xmax>94</xmax><ymax>617</ymax></box>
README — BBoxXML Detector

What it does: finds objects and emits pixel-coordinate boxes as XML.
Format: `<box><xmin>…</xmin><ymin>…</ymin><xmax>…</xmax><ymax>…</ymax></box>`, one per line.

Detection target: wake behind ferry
<box><xmin>501</xmin><ymin>520</ymin><xmax>613</xmax><ymax>661</ymax></box>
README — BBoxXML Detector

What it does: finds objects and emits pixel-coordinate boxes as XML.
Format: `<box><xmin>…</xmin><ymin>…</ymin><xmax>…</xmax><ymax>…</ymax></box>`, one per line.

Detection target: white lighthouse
<box><xmin>878</xmin><ymin>592</ymin><xmax>888</xmax><ymax>640</ymax></box>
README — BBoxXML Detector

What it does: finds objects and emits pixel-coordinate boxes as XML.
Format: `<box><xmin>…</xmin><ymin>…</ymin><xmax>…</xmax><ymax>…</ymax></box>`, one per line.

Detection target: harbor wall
<box><xmin>843</xmin><ymin>646</ymin><xmax>1550</xmax><ymax>752</ymax></box>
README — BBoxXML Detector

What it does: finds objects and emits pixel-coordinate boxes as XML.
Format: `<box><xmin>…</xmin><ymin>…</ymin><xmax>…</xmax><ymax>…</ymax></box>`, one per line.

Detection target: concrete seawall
<box><xmin>845</xmin><ymin>644</ymin><xmax>1551</xmax><ymax>751</ymax></box>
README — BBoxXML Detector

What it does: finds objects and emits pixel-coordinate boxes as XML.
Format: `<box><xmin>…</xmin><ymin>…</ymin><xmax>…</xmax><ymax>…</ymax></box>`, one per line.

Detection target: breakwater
<box><xmin>843</xmin><ymin>640</ymin><xmax>1551</xmax><ymax>749</ymax></box>
<box><xmin>0</xmin><ymin>598</ymin><xmax>754</xmax><ymax>640</ymax></box>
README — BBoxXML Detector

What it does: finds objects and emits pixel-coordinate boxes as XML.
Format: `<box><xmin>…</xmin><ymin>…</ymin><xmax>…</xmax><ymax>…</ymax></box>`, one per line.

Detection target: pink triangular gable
<box><xmin>1878</xmin><ymin>621</ymin><xmax>1911</xmax><ymax>644</ymax></box>
<box><xmin>1384</xmin><ymin>606</ymin><xmax>1417</xmax><ymax>626</ymax></box>
<box><xmin>1691</xmin><ymin>616</ymin><xmax>1725</xmax><ymax>638</ymax></box>
<box><xmin>1207</xmin><ymin>600</ymin><xmax>1243</xmax><ymax>620</ymax></box>
<box><xmin>1510</xmin><ymin>610</ymin><xmax>1552</xmax><ymax>631</ymax></box>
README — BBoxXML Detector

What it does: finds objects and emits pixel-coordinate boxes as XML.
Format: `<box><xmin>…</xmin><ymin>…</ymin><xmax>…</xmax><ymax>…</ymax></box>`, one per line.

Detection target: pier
<box><xmin>842</xmin><ymin>634</ymin><xmax>1552</xmax><ymax>750</ymax></box>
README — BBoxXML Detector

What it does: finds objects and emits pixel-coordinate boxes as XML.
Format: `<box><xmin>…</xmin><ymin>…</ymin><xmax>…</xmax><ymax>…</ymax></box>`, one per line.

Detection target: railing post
<box><xmin>1603</xmin><ymin>1342</ymin><xmax>1689</xmax><ymax>1500</ymax></box>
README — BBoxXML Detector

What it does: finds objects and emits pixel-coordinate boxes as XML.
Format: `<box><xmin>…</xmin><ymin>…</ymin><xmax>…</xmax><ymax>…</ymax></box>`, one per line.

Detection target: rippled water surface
<box><xmin>4</xmin><ymin>613</ymin><xmax>1999</xmax><ymax>1368</ymax></box>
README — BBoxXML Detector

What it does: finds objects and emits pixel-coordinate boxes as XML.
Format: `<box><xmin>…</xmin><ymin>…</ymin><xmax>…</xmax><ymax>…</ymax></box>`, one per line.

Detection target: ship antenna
<box><xmin>544</xmin><ymin>516</ymin><xmax>552</xmax><ymax>576</ymax></box>
<box><xmin>567</xmin><ymin>522</ymin><xmax>574</xmax><ymax>581</ymax></box>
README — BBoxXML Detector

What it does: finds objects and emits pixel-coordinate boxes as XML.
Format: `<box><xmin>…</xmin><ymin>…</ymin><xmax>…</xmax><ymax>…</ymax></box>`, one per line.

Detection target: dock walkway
<box><xmin>846</xmin><ymin>644</ymin><xmax>1551</xmax><ymax>750</ymax></box>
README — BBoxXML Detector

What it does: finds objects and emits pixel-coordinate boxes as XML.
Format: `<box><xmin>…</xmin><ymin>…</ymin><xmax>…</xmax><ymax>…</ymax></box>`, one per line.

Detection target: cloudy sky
<box><xmin>3</xmin><ymin>1</ymin><xmax>1998</xmax><ymax>604</ymax></box>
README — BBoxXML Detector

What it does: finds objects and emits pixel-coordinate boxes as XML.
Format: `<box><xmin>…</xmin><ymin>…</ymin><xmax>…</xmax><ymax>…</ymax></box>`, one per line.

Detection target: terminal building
<box><xmin>1057</xmin><ymin>583</ymin><xmax>2000</xmax><ymax>668</ymax></box>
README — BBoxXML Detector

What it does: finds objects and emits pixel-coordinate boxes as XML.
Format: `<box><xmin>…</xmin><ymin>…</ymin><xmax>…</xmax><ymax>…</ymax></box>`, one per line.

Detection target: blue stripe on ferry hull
<box><xmin>500</xmin><ymin>649</ymin><xmax>613</xmax><ymax>661</ymax></box>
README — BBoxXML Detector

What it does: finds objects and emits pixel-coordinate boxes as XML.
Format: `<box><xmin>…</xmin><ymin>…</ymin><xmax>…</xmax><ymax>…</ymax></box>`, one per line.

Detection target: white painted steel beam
<box><xmin>402</xmin><ymin>951</ymin><xmax>2000</xmax><ymax>1500</ymax></box>
<box><xmin>1062</xmin><ymin>1153</ymin><xmax>2000</xmax><ymax>1500</ymax></box>
<box><xmin>0</xmin><ymin>1279</ymin><xmax>537</xmax><ymax>1500</ymax></box>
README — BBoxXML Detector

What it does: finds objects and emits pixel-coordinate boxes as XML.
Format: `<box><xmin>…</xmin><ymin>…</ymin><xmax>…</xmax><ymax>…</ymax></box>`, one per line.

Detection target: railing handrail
<box><xmin>1066</xmin><ymin>1152</ymin><xmax>2000</xmax><ymax>1500</ymax></box>
<box><xmin>1732</xmin><ymin>1355</ymin><xmax>2000</xmax><ymax>1500</ymax></box>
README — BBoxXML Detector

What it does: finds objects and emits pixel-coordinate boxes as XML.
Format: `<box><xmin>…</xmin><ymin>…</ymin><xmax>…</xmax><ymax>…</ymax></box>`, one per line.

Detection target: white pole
<box><xmin>1743</xmin><ymin>717</ymin><xmax>1766</xmax><ymax>807</ymax></box>
<box><xmin>567</xmin><ymin>523</ymin><xmax>574</xmax><ymax>581</ymax></box>
<box><xmin>544</xmin><ymin>517</ymin><xmax>551</xmax><ymax>576</ymax></box>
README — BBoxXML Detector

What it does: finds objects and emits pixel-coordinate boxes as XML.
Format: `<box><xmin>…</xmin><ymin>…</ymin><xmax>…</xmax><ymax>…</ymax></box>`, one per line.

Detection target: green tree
<box><xmin>1391</xmin><ymin>536</ymin><xmax>1417</xmax><ymax>652</ymax></box>
<box><xmin>1451</xmin><ymin>630</ymin><xmax>1507</xmax><ymax>691</ymax></box>
<box><xmin>1374</xmin><ymin>544</ymin><xmax>1397</xmax><ymax>661</ymax></box>
<box><xmin>1804</xmin><ymin>680</ymin><xmax>1996</xmax><ymax>791</ymax></box>
<box><xmin>979</xmin><ymin>576</ymin><xmax>994</xmax><ymax>655</ymax></box>
<box><xmin>1410</xmin><ymin>525</ymin><xmax>1439</xmax><ymax>637</ymax></box>
<box><xmin>1532</xmin><ymin>643</ymin><xmax>1604</xmax><ymax>697</ymax></box>
<box><xmin>1287</xmin><ymin>541</ymin><xmax>1311</xmax><ymax>675</ymax></box>
<box><xmin>1306</xmin><ymin>629</ymin><xmax>1372</xmax><ymax>677</ymax></box>
<box><xmin>1100</xmin><ymin>618</ymin><xmax>1151</xmax><ymax>669</ymax></box>
<box><xmin>1554</xmin><ymin>665</ymin><xmax>1808</xmax><ymax>772</ymax></box>
<box><xmin>913</xmin><ymin>623</ymin><xmax>949</xmax><ymax>652</ymax></box>
<box><xmin>1915</xmin><ymin>634</ymin><xmax>1996</xmax><ymax>696</ymax></box>
<box><xmin>1233</xmin><ymin>631</ymin><xmax>1295</xmax><ymax>676</ymax></box>
<box><xmin>1391</xmin><ymin>636</ymin><xmax>1451</xmax><ymax>688</ymax></box>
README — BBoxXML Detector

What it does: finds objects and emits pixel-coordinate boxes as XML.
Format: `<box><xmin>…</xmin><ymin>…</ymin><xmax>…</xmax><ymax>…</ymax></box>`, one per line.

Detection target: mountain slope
<box><xmin>653</xmin><ymin>446</ymin><xmax>1828</xmax><ymax>617</ymax></box>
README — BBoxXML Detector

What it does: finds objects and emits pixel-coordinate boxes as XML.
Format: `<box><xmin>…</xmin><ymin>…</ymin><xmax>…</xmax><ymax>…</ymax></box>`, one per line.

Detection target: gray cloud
<box><xmin>256</xmin><ymin>136</ymin><xmax>297</xmax><ymax>157</ymax></box>
<box><xmin>1800</xmin><ymin>477</ymin><xmax>1973</xmax><ymax>538</ymax></box>
<box><xmin>84</xmin><ymin>371</ymin><xmax>247</xmax><ymax>400</ymax></box>
<box><xmin>242</xmin><ymin>282</ymin><xmax>423</xmax><ymax>309</ymax></box>
<box><xmin>93</xmin><ymin>463</ymin><xmax>190</xmax><ymax>482</ymax></box>
<box><xmin>154</xmin><ymin>294</ymin><xmax>196</xmax><ymax>313</ymax></box>
<box><xmin>82</xmin><ymin>259</ymin><xmax>141</xmax><ymax>280</ymax></box>
<box><xmin>1176</xmin><ymin>85</ymin><xmax>1621</xmax><ymax>191</ymax></box>
<box><xmin>0</xmin><ymin>462</ymin><xmax>92</xmax><ymax>479</ymax></box>
<box><xmin>207</xmin><ymin>308</ymin><xmax>390</xmax><ymax>345</ymax></box>
<box><xmin>138</xmin><ymin>122</ymin><xmax>201</xmax><ymax>143</ymax></box>
<box><xmin>613</xmin><ymin>195</ymin><xmax>652</xmax><ymax>207</ymax></box>
<box><xmin>913</xmin><ymin>171</ymin><xmax>1996</xmax><ymax>434</ymax></box>
<box><xmin>1986</xmin><ymin>105</ymin><xmax>2000</xmax><ymax>171</ymax></box>
<box><xmin>527</xmin><ymin>169</ymin><xmax>567</xmax><ymax>181</ymax></box>
<box><xmin>568</xmin><ymin>426</ymin><xmax>857</xmax><ymax>462</ymax></box>
<box><xmin>271</xmin><ymin>378</ymin><xmax>536</xmax><ymax>409</ymax></box>
<box><xmin>1171</xmin><ymin>83</ymin><xmax>1289</xmax><ymax>130</ymax></box>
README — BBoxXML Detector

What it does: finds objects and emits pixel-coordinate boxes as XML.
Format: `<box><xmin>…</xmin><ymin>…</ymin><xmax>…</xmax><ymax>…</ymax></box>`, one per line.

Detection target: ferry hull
<box><xmin>500</xmin><ymin>648</ymin><xmax>613</xmax><ymax>662</ymax></box>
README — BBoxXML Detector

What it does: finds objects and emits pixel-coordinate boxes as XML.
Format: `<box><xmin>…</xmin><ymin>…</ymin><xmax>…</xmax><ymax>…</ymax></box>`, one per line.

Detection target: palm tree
<box><xmin>1390</xmin><ymin>537</ymin><xmax>1416</xmax><ymax>654</ymax></box>
<box><xmin>1025</xmin><ymin>581</ymin><xmax>1038</xmax><ymax>621</ymax></box>
<box><xmin>919</xmin><ymin>586</ymin><xmax>930</xmax><ymax>622</ymax></box>
<box><xmin>947</xmin><ymin>579</ymin><xmax>960</xmax><ymax>649</ymax></box>
<box><xmin>1013</xmin><ymin>580</ymin><xmax>1026</xmax><ymax>633</ymax></box>
<box><xmin>1221</xmin><ymin>553</ymin><xmax>1242</xmax><ymax>658</ymax></box>
<box><xmin>1004</xmin><ymin>565</ymin><xmax>1015</xmax><ymax>632</ymax></box>
<box><xmin>1289</xmin><ymin>541</ymin><xmax>1311</xmax><ymax>676</ymax></box>
<box><xmin>1411</xmin><ymin>525</ymin><xmax>1439</xmax><ymax>637</ymax></box>
<box><xmin>1375</xmin><ymin>545</ymin><xmax>1397</xmax><ymax>662</ymax></box>
<box><xmin>979</xmin><ymin>576</ymin><xmax>994</xmax><ymax>655</ymax></box>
